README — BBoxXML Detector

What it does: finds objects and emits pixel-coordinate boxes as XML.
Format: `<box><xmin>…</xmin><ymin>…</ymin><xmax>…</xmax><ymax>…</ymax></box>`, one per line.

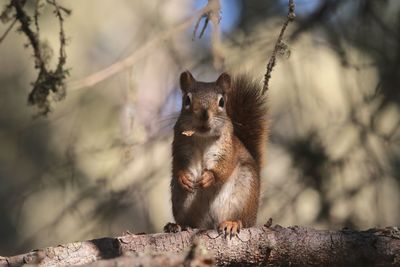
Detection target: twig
<box><xmin>262</xmin><ymin>0</ymin><xmax>296</xmax><ymax>95</ymax></box>
<box><xmin>47</xmin><ymin>0</ymin><xmax>67</xmax><ymax>84</ymax></box>
<box><xmin>193</xmin><ymin>14</ymin><xmax>207</xmax><ymax>40</ymax></box>
<box><xmin>46</xmin><ymin>0</ymin><xmax>71</xmax><ymax>16</ymax></box>
<box><xmin>192</xmin><ymin>0</ymin><xmax>220</xmax><ymax>40</ymax></box>
<box><xmin>12</xmin><ymin>0</ymin><xmax>45</xmax><ymax>70</ymax></box>
<box><xmin>192</xmin><ymin>0</ymin><xmax>223</xmax><ymax>69</ymax></box>
<box><xmin>68</xmin><ymin>6</ymin><xmax>209</xmax><ymax>91</ymax></box>
<box><xmin>198</xmin><ymin>16</ymin><xmax>209</xmax><ymax>39</ymax></box>
<box><xmin>33</xmin><ymin>0</ymin><xmax>40</xmax><ymax>35</ymax></box>
<box><xmin>0</xmin><ymin>17</ymin><xmax>16</xmax><ymax>43</ymax></box>
<box><xmin>8</xmin><ymin>0</ymin><xmax>71</xmax><ymax>115</ymax></box>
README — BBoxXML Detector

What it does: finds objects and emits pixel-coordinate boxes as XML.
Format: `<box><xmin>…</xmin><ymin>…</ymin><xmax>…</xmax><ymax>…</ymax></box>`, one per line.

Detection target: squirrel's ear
<box><xmin>180</xmin><ymin>71</ymin><xmax>195</xmax><ymax>93</ymax></box>
<box><xmin>216</xmin><ymin>72</ymin><xmax>231</xmax><ymax>92</ymax></box>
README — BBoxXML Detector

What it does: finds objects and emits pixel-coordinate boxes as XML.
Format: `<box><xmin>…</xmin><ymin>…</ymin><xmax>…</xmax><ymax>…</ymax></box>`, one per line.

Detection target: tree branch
<box><xmin>192</xmin><ymin>0</ymin><xmax>223</xmax><ymax>70</ymax></box>
<box><xmin>0</xmin><ymin>17</ymin><xmax>16</xmax><ymax>42</ymax></box>
<box><xmin>68</xmin><ymin>6</ymin><xmax>209</xmax><ymax>91</ymax></box>
<box><xmin>0</xmin><ymin>0</ymin><xmax>71</xmax><ymax>116</ymax></box>
<box><xmin>262</xmin><ymin>0</ymin><xmax>296</xmax><ymax>95</ymax></box>
<box><xmin>1</xmin><ymin>225</ymin><xmax>399</xmax><ymax>266</ymax></box>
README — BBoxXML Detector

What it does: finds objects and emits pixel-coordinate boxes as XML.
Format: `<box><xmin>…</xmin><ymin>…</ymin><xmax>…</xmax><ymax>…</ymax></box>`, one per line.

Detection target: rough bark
<box><xmin>83</xmin><ymin>251</ymin><xmax>214</xmax><ymax>267</ymax></box>
<box><xmin>1</xmin><ymin>225</ymin><xmax>399</xmax><ymax>267</ymax></box>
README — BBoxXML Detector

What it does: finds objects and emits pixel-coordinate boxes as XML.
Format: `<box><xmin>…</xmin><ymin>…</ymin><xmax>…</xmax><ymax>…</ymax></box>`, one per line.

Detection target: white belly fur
<box><xmin>187</xmin><ymin>139</ymin><xmax>221</xmax><ymax>182</ymax></box>
<box><xmin>180</xmin><ymin>138</ymin><xmax>253</xmax><ymax>228</ymax></box>
<box><xmin>183</xmin><ymin>162</ymin><xmax>253</xmax><ymax>228</ymax></box>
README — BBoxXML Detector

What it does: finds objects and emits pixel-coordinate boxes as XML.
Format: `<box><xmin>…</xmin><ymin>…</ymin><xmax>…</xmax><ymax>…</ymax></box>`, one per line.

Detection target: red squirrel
<box><xmin>165</xmin><ymin>71</ymin><xmax>268</xmax><ymax>236</ymax></box>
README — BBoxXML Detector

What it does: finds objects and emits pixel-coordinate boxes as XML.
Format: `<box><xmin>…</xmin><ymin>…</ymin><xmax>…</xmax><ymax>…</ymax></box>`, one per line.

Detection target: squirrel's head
<box><xmin>178</xmin><ymin>71</ymin><xmax>232</xmax><ymax>138</ymax></box>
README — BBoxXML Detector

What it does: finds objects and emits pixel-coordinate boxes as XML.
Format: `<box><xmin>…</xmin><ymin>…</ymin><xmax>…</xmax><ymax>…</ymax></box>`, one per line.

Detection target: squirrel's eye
<box><xmin>218</xmin><ymin>95</ymin><xmax>225</xmax><ymax>108</ymax></box>
<box><xmin>184</xmin><ymin>93</ymin><xmax>192</xmax><ymax>109</ymax></box>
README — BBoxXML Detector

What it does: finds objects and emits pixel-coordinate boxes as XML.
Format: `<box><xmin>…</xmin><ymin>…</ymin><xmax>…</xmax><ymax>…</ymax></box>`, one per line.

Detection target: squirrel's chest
<box><xmin>188</xmin><ymin>143</ymin><xmax>221</xmax><ymax>181</ymax></box>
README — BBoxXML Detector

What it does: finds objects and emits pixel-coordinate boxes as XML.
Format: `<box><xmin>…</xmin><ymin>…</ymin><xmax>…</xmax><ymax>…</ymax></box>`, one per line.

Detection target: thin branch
<box><xmin>69</xmin><ymin>1</ymin><xmax>225</xmax><ymax>91</ymax></box>
<box><xmin>33</xmin><ymin>0</ymin><xmax>40</xmax><ymax>35</ymax></box>
<box><xmin>192</xmin><ymin>0</ymin><xmax>223</xmax><ymax>70</ymax></box>
<box><xmin>68</xmin><ymin>6</ymin><xmax>209</xmax><ymax>91</ymax></box>
<box><xmin>46</xmin><ymin>0</ymin><xmax>71</xmax><ymax>15</ymax></box>
<box><xmin>198</xmin><ymin>16</ymin><xmax>209</xmax><ymax>39</ymax></box>
<box><xmin>12</xmin><ymin>0</ymin><xmax>45</xmax><ymax>70</ymax></box>
<box><xmin>0</xmin><ymin>17</ymin><xmax>16</xmax><ymax>43</ymax></box>
<box><xmin>262</xmin><ymin>0</ymin><xmax>296</xmax><ymax>95</ymax></box>
<box><xmin>192</xmin><ymin>0</ymin><xmax>220</xmax><ymax>40</ymax></box>
<box><xmin>47</xmin><ymin>0</ymin><xmax>68</xmax><ymax>100</ymax></box>
<box><xmin>8</xmin><ymin>0</ymin><xmax>71</xmax><ymax>115</ymax></box>
<box><xmin>193</xmin><ymin>14</ymin><xmax>206</xmax><ymax>40</ymax></box>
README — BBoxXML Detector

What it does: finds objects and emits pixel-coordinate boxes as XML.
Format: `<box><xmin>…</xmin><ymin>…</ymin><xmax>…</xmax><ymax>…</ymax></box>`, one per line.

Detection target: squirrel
<box><xmin>164</xmin><ymin>71</ymin><xmax>268</xmax><ymax>237</ymax></box>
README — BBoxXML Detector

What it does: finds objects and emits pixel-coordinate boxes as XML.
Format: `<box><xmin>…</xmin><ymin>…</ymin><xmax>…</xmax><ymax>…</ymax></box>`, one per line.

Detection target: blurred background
<box><xmin>0</xmin><ymin>0</ymin><xmax>399</xmax><ymax>256</ymax></box>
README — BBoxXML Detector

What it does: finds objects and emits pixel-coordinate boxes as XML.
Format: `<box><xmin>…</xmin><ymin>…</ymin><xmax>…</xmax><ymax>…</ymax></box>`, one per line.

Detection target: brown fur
<box><xmin>170</xmin><ymin>71</ymin><xmax>268</xmax><ymax>231</ymax></box>
<box><xmin>227</xmin><ymin>75</ymin><xmax>268</xmax><ymax>168</ymax></box>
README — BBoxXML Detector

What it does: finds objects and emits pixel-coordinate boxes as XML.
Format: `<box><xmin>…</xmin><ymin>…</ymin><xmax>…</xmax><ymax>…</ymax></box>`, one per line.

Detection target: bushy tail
<box><xmin>227</xmin><ymin>75</ymin><xmax>268</xmax><ymax>168</ymax></box>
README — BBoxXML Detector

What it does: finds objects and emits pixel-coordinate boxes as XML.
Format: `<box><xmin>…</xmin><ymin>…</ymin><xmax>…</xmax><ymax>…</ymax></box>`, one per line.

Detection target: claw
<box><xmin>218</xmin><ymin>220</ymin><xmax>242</xmax><ymax>239</ymax></box>
<box><xmin>163</xmin><ymin>222</ymin><xmax>182</xmax><ymax>233</ymax></box>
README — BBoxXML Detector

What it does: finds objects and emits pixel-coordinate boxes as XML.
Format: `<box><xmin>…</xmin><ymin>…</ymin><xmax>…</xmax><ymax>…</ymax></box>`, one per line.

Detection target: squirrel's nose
<box><xmin>199</xmin><ymin>108</ymin><xmax>209</xmax><ymax>121</ymax></box>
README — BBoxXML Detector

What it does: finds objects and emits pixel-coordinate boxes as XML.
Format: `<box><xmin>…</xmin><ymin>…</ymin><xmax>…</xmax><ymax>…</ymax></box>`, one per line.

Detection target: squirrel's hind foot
<box><xmin>164</xmin><ymin>222</ymin><xmax>191</xmax><ymax>233</ymax></box>
<box><xmin>218</xmin><ymin>220</ymin><xmax>243</xmax><ymax>239</ymax></box>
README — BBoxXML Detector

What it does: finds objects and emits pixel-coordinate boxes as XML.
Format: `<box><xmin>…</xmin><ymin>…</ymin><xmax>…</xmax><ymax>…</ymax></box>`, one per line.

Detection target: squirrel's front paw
<box><xmin>198</xmin><ymin>169</ymin><xmax>215</xmax><ymax>188</ymax></box>
<box><xmin>177</xmin><ymin>171</ymin><xmax>195</xmax><ymax>192</ymax></box>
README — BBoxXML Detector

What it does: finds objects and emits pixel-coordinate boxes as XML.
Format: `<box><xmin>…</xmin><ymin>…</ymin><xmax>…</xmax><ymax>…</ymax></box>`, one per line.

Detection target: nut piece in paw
<box><xmin>163</xmin><ymin>222</ymin><xmax>182</xmax><ymax>233</ymax></box>
<box><xmin>218</xmin><ymin>220</ymin><xmax>243</xmax><ymax>239</ymax></box>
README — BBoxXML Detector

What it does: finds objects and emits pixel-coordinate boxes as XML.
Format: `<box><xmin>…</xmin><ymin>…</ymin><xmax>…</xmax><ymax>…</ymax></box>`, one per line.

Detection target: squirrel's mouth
<box><xmin>197</xmin><ymin>125</ymin><xmax>211</xmax><ymax>133</ymax></box>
